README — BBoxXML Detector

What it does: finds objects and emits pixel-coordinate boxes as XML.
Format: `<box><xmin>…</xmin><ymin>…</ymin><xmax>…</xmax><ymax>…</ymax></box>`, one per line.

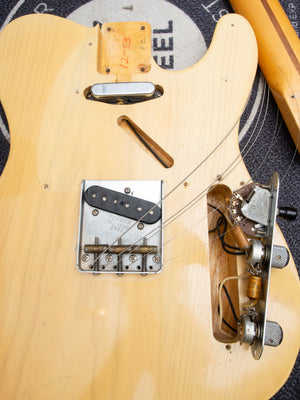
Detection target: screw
<box><xmin>81</xmin><ymin>253</ymin><xmax>90</xmax><ymax>262</ymax></box>
<box><xmin>124</xmin><ymin>187</ymin><xmax>131</xmax><ymax>194</ymax></box>
<box><xmin>106</xmin><ymin>67</ymin><xmax>110</xmax><ymax>73</ymax></box>
<box><xmin>141</xmin><ymin>25</ymin><xmax>145</xmax><ymax>30</ymax></box>
<box><xmin>152</xmin><ymin>255</ymin><xmax>160</xmax><ymax>264</ymax></box>
<box><xmin>107</xmin><ymin>27</ymin><xmax>111</xmax><ymax>31</ymax></box>
<box><xmin>92</xmin><ymin>209</ymin><xmax>99</xmax><ymax>216</ymax></box>
<box><xmin>105</xmin><ymin>254</ymin><xmax>113</xmax><ymax>262</ymax></box>
<box><xmin>129</xmin><ymin>254</ymin><xmax>137</xmax><ymax>262</ymax></box>
<box><xmin>137</xmin><ymin>222</ymin><xmax>144</xmax><ymax>230</ymax></box>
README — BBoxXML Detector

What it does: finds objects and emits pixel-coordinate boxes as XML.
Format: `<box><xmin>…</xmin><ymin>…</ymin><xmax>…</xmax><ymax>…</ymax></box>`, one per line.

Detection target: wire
<box><xmin>208</xmin><ymin>204</ymin><xmax>245</xmax><ymax>255</ymax></box>
<box><xmin>218</xmin><ymin>274</ymin><xmax>248</xmax><ymax>338</ymax></box>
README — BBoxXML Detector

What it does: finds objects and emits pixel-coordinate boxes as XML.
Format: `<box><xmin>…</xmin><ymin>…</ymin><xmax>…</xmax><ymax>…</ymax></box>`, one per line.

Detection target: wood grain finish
<box><xmin>230</xmin><ymin>0</ymin><xmax>300</xmax><ymax>152</ymax></box>
<box><xmin>0</xmin><ymin>13</ymin><xmax>299</xmax><ymax>400</ymax></box>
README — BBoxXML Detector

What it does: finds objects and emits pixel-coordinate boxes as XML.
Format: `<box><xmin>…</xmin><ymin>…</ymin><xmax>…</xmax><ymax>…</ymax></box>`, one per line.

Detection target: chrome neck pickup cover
<box><xmin>77</xmin><ymin>180</ymin><xmax>163</xmax><ymax>275</ymax></box>
<box><xmin>87</xmin><ymin>82</ymin><xmax>163</xmax><ymax>104</ymax></box>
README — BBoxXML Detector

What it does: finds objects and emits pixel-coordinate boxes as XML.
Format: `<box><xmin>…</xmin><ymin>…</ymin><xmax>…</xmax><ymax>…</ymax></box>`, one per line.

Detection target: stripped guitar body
<box><xmin>0</xmin><ymin>13</ymin><xmax>299</xmax><ymax>400</ymax></box>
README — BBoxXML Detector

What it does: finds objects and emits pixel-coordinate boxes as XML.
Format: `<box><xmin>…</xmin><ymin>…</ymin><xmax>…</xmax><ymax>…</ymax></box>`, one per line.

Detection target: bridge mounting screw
<box><xmin>152</xmin><ymin>255</ymin><xmax>160</xmax><ymax>264</ymax></box>
<box><xmin>81</xmin><ymin>253</ymin><xmax>90</xmax><ymax>262</ymax></box>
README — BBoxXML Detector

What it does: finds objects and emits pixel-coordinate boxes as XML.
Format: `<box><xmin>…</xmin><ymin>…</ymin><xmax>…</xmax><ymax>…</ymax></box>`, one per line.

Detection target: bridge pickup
<box><xmin>84</xmin><ymin>185</ymin><xmax>161</xmax><ymax>224</ymax></box>
<box><xmin>77</xmin><ymin>180</ymin><xmax>163</xmax><ymax>275</ymax></box>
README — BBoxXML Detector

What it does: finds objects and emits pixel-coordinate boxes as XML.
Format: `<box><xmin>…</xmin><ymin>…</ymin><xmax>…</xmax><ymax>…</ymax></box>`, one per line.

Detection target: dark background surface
<box><xmin>0</xmin><ymin>1</ymin><xmax>299</xmax><ymax>398</ymax></box>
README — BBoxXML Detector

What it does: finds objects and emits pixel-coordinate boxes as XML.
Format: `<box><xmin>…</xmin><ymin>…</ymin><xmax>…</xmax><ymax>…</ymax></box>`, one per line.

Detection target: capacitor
<box><xmin>247</xmin><ymin>275</ymin><xmax>262</xmax><ymax>300</ymax></box>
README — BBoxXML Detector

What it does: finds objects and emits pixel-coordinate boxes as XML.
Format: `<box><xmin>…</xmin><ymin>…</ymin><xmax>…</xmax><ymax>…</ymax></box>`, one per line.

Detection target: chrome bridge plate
<box><xmin>77</xmin><ymin>180</ymin><xmax>163</xmax><ymax>275</ymax></box>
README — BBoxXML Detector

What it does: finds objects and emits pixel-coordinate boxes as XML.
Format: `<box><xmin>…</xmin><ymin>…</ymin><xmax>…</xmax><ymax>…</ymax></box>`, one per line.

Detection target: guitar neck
<box><xmin>229</xmin><ymin>0</ymin><xmax>300</xmax><ymax>153</ymax></box>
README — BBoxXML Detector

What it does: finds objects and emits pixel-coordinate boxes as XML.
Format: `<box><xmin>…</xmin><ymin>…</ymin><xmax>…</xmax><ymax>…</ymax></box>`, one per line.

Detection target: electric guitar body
<box><xmin>0</xmin><ymin>13</ymin><xmax>299</xmax><ymax>400</ymax></box>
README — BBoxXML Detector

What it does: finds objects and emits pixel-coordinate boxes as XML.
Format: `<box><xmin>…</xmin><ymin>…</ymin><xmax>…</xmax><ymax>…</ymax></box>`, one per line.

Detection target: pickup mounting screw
<box><xmin>92</xmin><ymin>209</ymin><xmax>99</xmax><ymax>216</ymax></box>
<box><xmin>137</xmin><ymin>222</ymin><xmax>144</xmax><ymax>230</ymax></box>
<box><xmin>124</xmin><ymin>187</ymin><xmax>131</xmax><ymax>194</ymax></box>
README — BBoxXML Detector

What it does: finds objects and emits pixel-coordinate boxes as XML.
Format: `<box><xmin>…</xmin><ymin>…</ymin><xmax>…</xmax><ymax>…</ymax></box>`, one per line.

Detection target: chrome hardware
<box><xmin>88</xmin><ymin>82</ymin><xmax>162</xmax><ymax>104</ymax></box>
<box><xmin>271</xmin><ymin>245</ymin><xmax>289</xmax><ymax>269</ymax></box>
<box><xmin>77</xmin><ymin>180</ymin><xmax>163</xmax><ymax>275</ymax></box>
<box><xmin>241</xmin><ymin>185</ymin><xmax>271</xmax><ymax>227</ymax></box>
<box><xmin>264</xmin><ymin>321</ymin><xmax>283</xmax><ymax>347</ymax></box>
<box><xmin>91</xmin><ymin>82</ymin><xmax>155</xmax><ymax>98</ymax></box>
<box><xmin>239</xmin><ymin>315</ymin><xmax>257</xmax><ymax>344</ymax></box>
<box><xmin>228</xmin><ymin>172</ymin><xmax>289</xmax><ymax>359</ymax></box>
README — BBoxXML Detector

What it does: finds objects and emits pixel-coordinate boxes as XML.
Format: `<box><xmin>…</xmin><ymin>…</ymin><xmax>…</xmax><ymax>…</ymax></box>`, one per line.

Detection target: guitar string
<box><xmin>104</xmin><ymin>82</ymin><xmax>285</xmax><ymax>269</ymax></box>
<box><xmin>105</xmin><ymin>54</ymin><xmax>300</xmax><ymax>270</ymax></box>
<box><xmin>154</xmin><ymin>93</ymin><xmax>289</xmax><ymax>267</ymax></box>
<box><xmin>95</xmin><ymin>82</ymin><xmax>294</xmax><ymax>272</ymax></box>
<box><xmin>87</xmin><ymin>89</ymin><xmax>252</xmax><ymax>265</ymax></box>
<box><xmin>88</xmin><ymin>80</ymin><xmax>269</xmax><ymax>269</ymax></box>
<box><xmin>87</xmin><ymin>77</ymin><xmax>268</xmax><ymax>269</ymax></box>
<box><xmin>87</xmin><ymin>40</ymin><xmax>300</xmax><ymax>270</ymax></box>
<box><xmin>145</xmin><ymin>98</ymin><xmax>296</xmax><ymax>270</ymax></box>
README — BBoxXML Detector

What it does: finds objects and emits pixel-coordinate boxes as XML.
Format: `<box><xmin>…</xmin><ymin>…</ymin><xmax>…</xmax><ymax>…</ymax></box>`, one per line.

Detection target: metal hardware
<box><xmin>229</xmin><ymin>172</ymin><xmax>286</xmax><ymax>359</ymax></box>
<box><xmin>87</xmin><ymin>82</ymin><xmax>163</xmax><ymax>104</ymax></box>
<box><xmin>271</xmin><ymin>245</ymin><xmax>289</xmax><ymax>269</ymax></box>
<box><xmin>247</xmin><ymin>239</ymin><xmax>265</xmax><ymax>265</ymax></box>
<box><xmin>152</xmin><ymin>255</ymin><xmax>160</xmax><ymax>264</ymax></box>
<box><xmin>264</xmin><ymin>321</ymin><xmax>283</xmax><ymax>347</ymax></box>
<box><xmin>239</xmin><ymin>315</ymin><xmax>257</xmax><ymax>344</ymax></box>
<box><xmin>81</xmin><ymin>253</ymin><xmax>89</xmax><ymax>262</ymax></box>
<box><xmin>241</xmin><ymin>185</ymin><xmax>271</xmax><ymax>227</ymax></box>
<box><xmin>77</xmin><ymin>180</ymin><xmax>163</xmax><ymax>275</ymax></box>
<box><xmin>91</xmin><ymin>82</ymin><xmax>154</xmax><ymax>98</ymax></box>
<box><xmin>84</xmin><ymin>244</ymin><xmax>158</xmax><ymax>254</ymax></box>
<box><xmin>246</xmin><ymin>172</ymin><xmax>280</xmax><ymax>359</ymax></box>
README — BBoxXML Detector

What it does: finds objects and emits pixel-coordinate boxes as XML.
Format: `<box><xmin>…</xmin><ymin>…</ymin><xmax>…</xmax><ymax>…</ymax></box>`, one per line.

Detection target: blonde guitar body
<box><xmin>0</xmin><ymin>13</ymin><xmax>299</xmax><ymax>400</ymax></box>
